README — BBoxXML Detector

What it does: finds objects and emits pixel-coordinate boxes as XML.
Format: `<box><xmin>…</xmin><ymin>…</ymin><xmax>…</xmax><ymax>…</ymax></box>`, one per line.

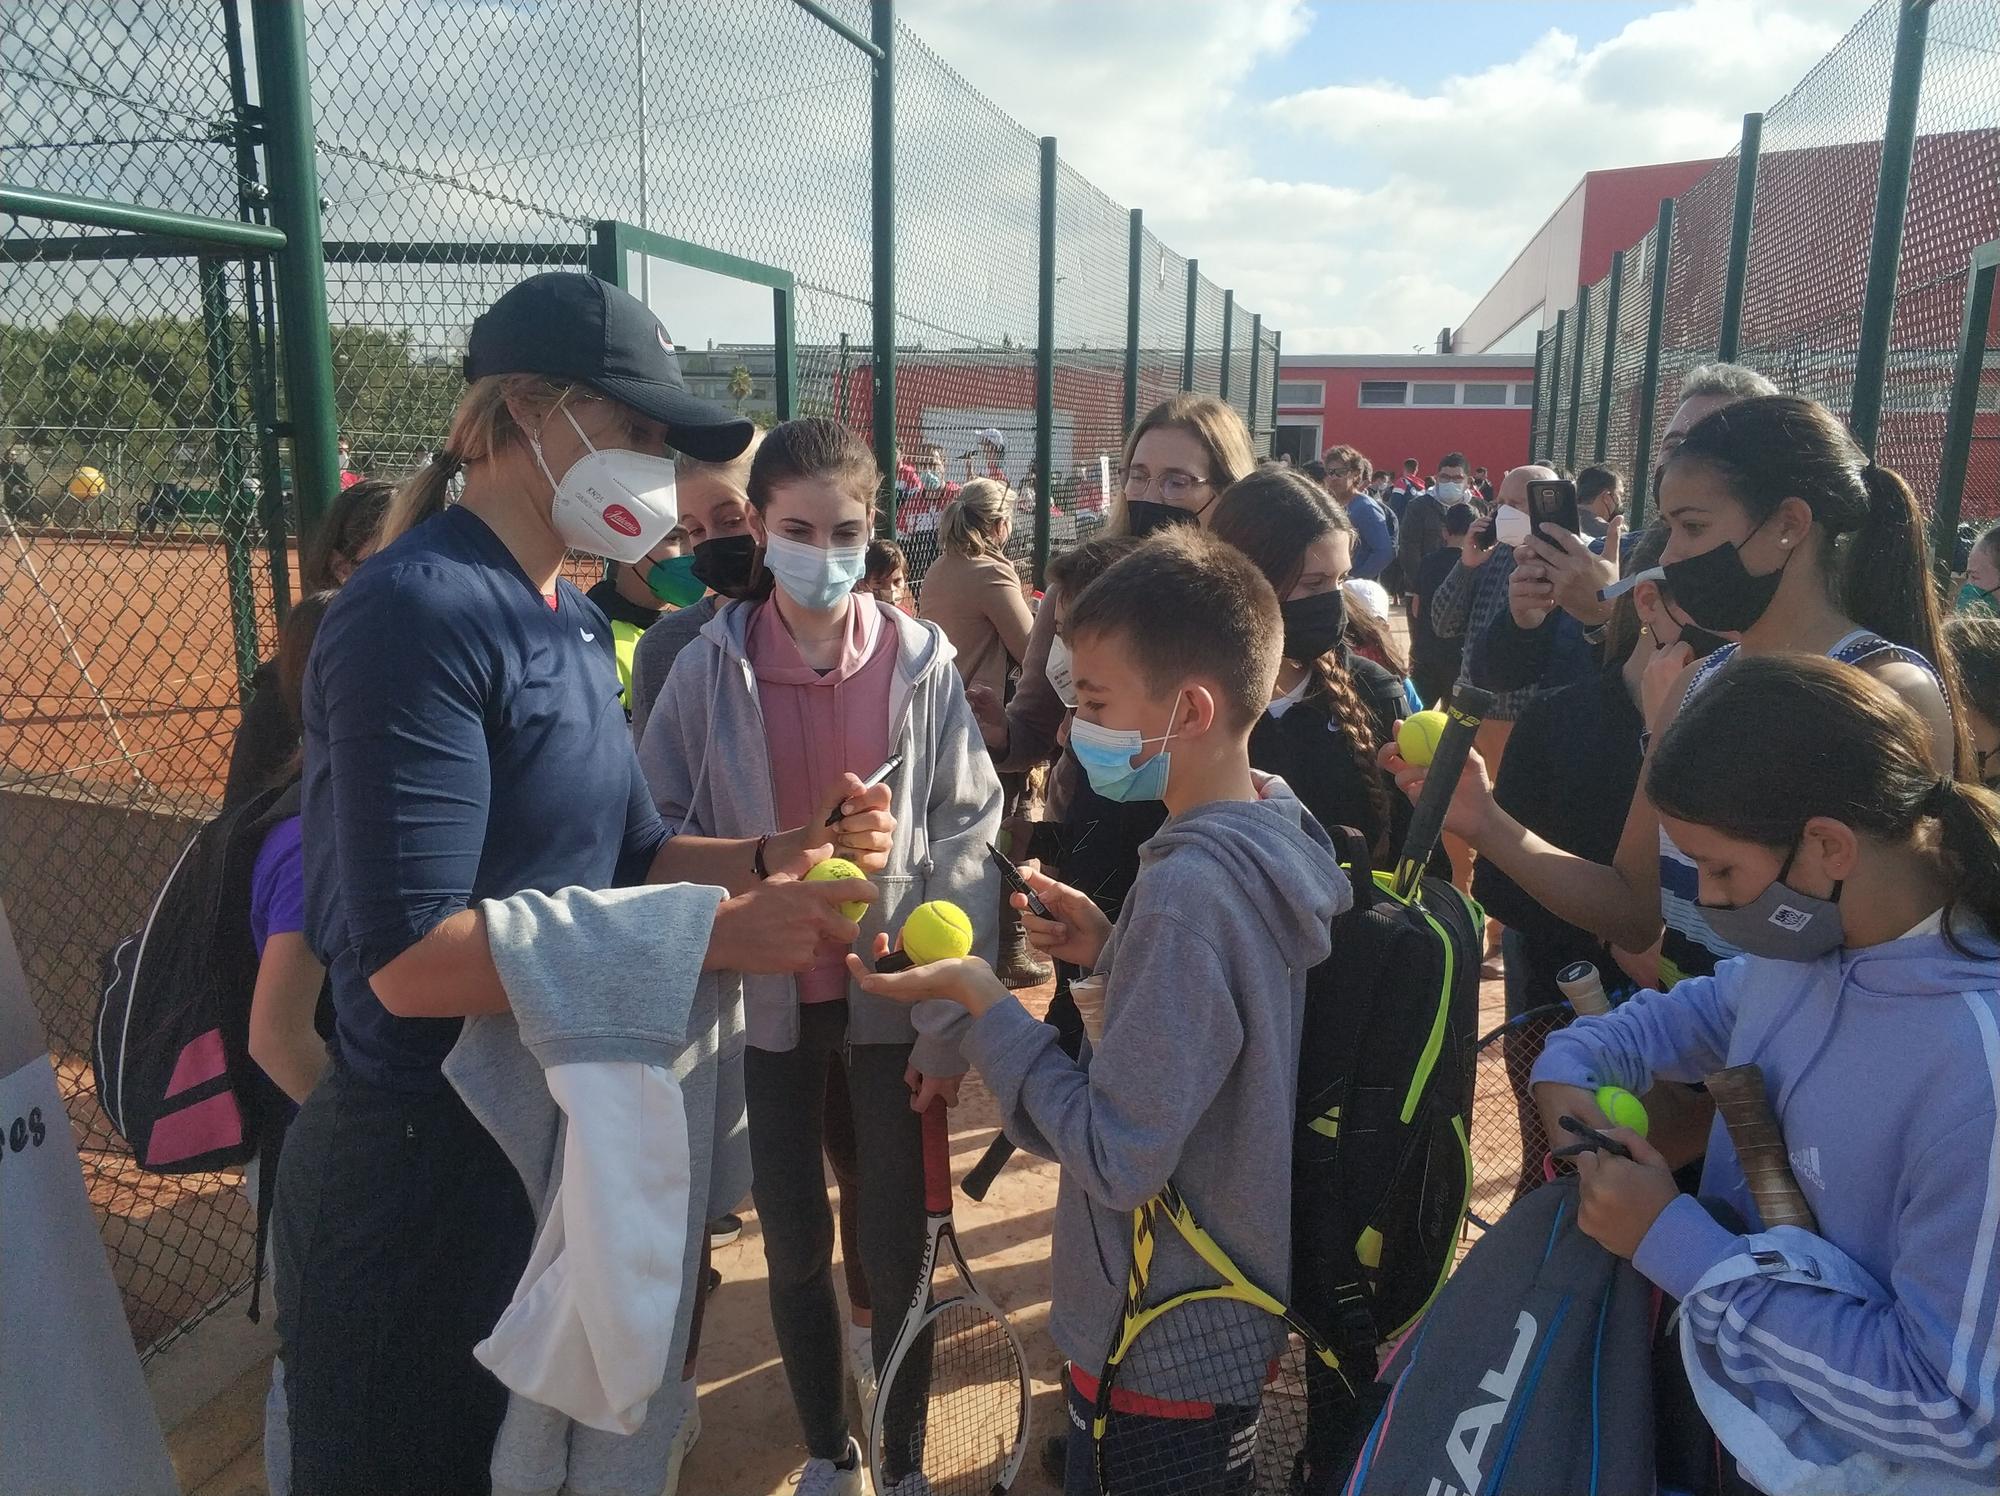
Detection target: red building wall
<box><xmin>1277</xmin><ymin>359</ymin><xmax>1536</xmax><ymax>478</ymax></box>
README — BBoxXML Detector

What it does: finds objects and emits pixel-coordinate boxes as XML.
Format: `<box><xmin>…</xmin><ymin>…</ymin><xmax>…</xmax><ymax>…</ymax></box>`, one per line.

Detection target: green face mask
<box><xmin>645</xmin><ymin>554</ymin><xmax>705</xmax><ymax>607</ymax></box>
<box><xmin>1957</xmin><ymin>581</ymin><xmax>1998</xmax><ymax>617</ymax></box>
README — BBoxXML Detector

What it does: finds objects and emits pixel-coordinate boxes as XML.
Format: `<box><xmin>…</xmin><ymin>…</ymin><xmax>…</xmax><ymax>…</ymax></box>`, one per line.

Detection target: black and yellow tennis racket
<box><xmin>1091</xmin><ymin>1182</ymin><xmax>1353</xmax><ymax>1494</ymax></box>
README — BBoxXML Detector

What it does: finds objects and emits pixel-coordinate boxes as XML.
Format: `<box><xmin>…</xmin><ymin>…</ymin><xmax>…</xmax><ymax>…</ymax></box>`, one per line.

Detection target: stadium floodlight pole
<box><xmin>1593</xmin><ymin>250</ymin><xmax>1624</xmax><ymax>463</ymax></box>
<box><xmin>1182</xmin><ymin>259</ymin><xmax>1199</xmax><ymax>392</ymax></box>
<box><xmin>1850</xmin><ymin>0</ymin><xmax>1932</xmax><ymax>457</ymax></box>
<box><xmin>1931</xmin><ymin>241</ymin><xmax>2000</xmax><ymax>583</ymax></box>
<box><xmin>1716</xmin><ymin>112</ymin><xmax>1762</xmax><ymax>363</ymax></box>
<box><xmin>1630</xmin><ymin>197</ymin><xmax>1677</xmax><ymax>527</ymax></box>
<box><xmin>1219</xmin><ymin>290</ymin><xmax>1235</xmax><ymax>401</ymax></box>
<box><xmin>1563</xmin><ymin>291</ymin><xmax>1590</xmax><ymax>475</ymax></box>
<box><xmin>870</xmin><ymin>0</ymin><xmax>898</xmax><ymax>535</ymax></box>
<box><xmin>1034</xmin><ymin>136</ymin><xmax>1057</xmax><ymax>589</ymax></box>
<box><xmin>249</xmin><ymin>1</ymin><xmax>340</xmax><ymax>549</ymax></box>
<box><xmin>1269</xmin><ymin>329</ymin><xmax>1281</xmax><ymax>438</ymax></box>
<box><xmin>1123</xmin><ymin>208</ymin><xmax>1142</xmax><ymax>433</ymax></box>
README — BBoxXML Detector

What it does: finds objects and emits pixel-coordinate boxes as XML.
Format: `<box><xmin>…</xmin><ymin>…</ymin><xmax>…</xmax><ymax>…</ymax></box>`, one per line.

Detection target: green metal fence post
<box><xmin>1850</xmin><ymin>0</ymin><xmax>1934</xmax><ymax>456</ymax></box>
<box><xmin>1564</xmin><ymin>293</ymin><xmax>1590</xmax><ymax>475</ymax></box>
<box><xmin>1593</xmin><ymin>250</ymin><xmax>1625</xmax><ymax>463</ymax></box>
<box><xmin>248</xmin><ymin>1</ymin><xmax>340</xmax><ymax>548</ymax></box>
<box><xmin>1123</xmin><ymin>208</ymin><xmax>1142</xmax><ymax>433</ymax></box>
<box><xmin>1544</xmin><ymin>309</ymin><xmax>1567</xmax><ymax>460</ymax></box>
<box><xmin>1219</xmin><ymin>290</ymin><xmax>1234</xmax><ymax>401</ymax></box>
<box><xmin>200</xmin><ymin>258</ymin><xmax>262</xmax><ymax>700</ymax></box>
<box><xmin>1526</xmin><ymin>328</ymin><xmax>1546</xmax><ymax>463</ymax></box>
<box><xmin>1034</xmin><ymin>136</ymin><xmax>1056</xmax><ymax>589</ymax></box>
<box><xmin>1630</xmin><ymin>198</ymin><xmax>1677</xmax><ymax>526</ymax></box>
<box><xmin>1269</xmin><ymin>330</ymin><xmax>1281</xmax><ymax>438</ymax></box>
<box><xmin>1182</xmin><ymin>260</ymin><xmax>1199</xmax><ymax>392</ymax></box>
<box><xmin>1716</xmin><ymin>112</ymin><xmax>1763</xmax><ymax>364</ymax></box>
<box><xmin>773</xmin><ymin>285</ymin><xmax>797</xmax><ymax>420</ymax></box>
<box><xmin>870</xmin><ymin>0</ymin><xmax>898</xmax><ymax>535</ymax></box>
<box><xmin>1931</xmin><ymin>241</ymin><xmax>2000</xmax><ymax>581</ymax></box>
<box><xmin>1246</xmin><ymin>313</ymin><xmax>1263</xmax><ymax>448</ymax></box>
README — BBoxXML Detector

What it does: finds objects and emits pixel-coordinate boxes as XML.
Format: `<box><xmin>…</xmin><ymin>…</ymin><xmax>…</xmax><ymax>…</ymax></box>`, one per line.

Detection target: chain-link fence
<box><xmin>3</xmin><ymin>0</ymin><xmax>1277</xmax><ymax>1359</ymax></box>
<box><xmin>1531</xmin><ymin>0</ymin><xmax>2000</xmax><ymax>539</ymax></box>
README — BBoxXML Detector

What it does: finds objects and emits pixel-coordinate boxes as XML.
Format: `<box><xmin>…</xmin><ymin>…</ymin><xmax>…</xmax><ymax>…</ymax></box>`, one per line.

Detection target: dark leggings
<box><xmin>822</xmin><ymin>1051</ymin><xmax>870</xmax><ymax>1315</ymax></box>
<box><xmin>745</xmin><ymin>1002</ymin><xmax>927</xmax><ymax>1463</ymax></box>
<box><xmin>274</xmin><ymin>1063</ymin><xmax>533</xmax><ymax>1496</ymax></box>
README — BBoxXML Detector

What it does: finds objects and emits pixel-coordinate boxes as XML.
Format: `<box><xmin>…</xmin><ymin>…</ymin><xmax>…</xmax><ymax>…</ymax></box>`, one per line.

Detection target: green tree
<box><xmin>728</xmin><ymin>363</ymin><xmax>753</xmax><ymax>413</ymax></box>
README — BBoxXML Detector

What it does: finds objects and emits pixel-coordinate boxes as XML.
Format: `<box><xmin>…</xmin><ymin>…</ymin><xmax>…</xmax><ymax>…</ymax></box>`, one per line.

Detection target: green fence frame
<box><xmin>1931</xmin><ymin>239</ymin><xmax>2000</xmax><ymax>577</ymax></box>
<box><xmin>586</xmin><ymin>220</ymin><xmax>799</xmax><ymax>423</ymax></box>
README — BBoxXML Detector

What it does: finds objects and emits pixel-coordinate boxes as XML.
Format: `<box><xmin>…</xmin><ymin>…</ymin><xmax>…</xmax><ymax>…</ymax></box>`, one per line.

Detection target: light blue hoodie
<box><xmin>1533</xmin><ymin>917</ymin><xmax>2000</xmax><ymax>1489</ymax></box>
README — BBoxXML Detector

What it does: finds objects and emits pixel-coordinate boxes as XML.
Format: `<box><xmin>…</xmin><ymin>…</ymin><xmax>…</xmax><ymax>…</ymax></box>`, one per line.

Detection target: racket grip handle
<box><xmin>1394</xmin><ymin>685</ymin><xmax>1492</xmax><ymax>899</ymax></box>
<box><xmin>1556</xmin><ymin>960</ymin><xmax>1610</xmax><ymax>1016</ymax></box>
<box><xmin>920</xmin><ymin>1099</ymin><xmax>951</xmax><ymax>1214</ymax></box>
<box><xmin>1706</xmin><ymin>1064</ymin><xmax>1818</xmax><ymax>1233</ymax></box>
<box><xmin>961</xmin><ymin>1135</ymin><xmax>1016</xmax><ymax>1201</ymax></box>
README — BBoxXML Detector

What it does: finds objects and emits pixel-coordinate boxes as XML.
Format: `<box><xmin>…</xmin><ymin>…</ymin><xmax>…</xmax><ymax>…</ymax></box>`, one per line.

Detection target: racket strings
<box><xmin>1097</xmin><ymin>1296</ymin><xmax>1320</xmax><ymax>1495</ymax></box>
<box><xmin>877</xmin><ymin>1298</ymin><xmax>1026</xmax><ymax>1495</ymax></box>
<box><xmin>1466</xmin><ymin>1005</ymin><xmax>1574</xmax><ymax>1232</ymax></box>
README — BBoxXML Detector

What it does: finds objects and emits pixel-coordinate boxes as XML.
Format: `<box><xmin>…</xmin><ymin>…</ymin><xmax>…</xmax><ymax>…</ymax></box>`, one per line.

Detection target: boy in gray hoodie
<box><xmin>852</xmin><ymin>528</ymin><xmax>1352</xmax><ymax>1494</ymax></box>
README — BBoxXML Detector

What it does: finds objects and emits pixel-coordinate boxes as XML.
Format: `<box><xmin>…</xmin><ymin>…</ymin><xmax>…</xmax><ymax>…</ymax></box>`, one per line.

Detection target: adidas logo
<box><xmin>1789</xmin><ymin>1145</ymin><xmax>1825</xmax><ymax>1192</ymax></box>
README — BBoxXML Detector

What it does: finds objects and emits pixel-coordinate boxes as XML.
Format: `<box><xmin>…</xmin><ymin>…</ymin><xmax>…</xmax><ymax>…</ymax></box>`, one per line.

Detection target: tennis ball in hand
<box><xmin>1595</xmin><ymin>1085</ymin><xmax>1650</xmax><ymax>1138</ymax></box>
<box><xmin>902</xmin><ymin>900</ymin><xmax>974</xmax><ymax>965</ymax></box>
<box><xmin>1397</xmin><ymin>710</ymin><xmax>1449</xmax><ymax>768</ymax></box>
<box><xmin>804</xmin><ymin>856</ymin><xmax>869</xmax><ymax>923</ymax></box>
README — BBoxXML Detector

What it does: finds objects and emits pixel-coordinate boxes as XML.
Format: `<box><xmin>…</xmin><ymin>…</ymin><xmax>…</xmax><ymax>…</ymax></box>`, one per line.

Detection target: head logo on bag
<box><xmin>1440</xmin><ymin>1309</ymin><xmax>1537</xmax><ymax>1496</ymax></box>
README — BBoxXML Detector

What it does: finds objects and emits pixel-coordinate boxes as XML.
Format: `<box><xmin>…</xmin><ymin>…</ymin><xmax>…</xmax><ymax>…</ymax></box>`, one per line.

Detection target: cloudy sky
<box><xmin>899</xmin><ymin>0</ymin><xmax>1878</xmax><ymax>353</ymax></box>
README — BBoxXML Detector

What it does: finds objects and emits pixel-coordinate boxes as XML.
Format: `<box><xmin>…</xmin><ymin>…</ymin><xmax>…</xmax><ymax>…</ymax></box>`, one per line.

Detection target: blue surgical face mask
<box><xmin>761</xmin><ymin>530</ymin><xmax>868</xmax><ymax>611</ymax></box>
<box><xmin>1069</xmin><ymin>703</ymin><xmax>1178</xmax><ymax>803</ymax></box>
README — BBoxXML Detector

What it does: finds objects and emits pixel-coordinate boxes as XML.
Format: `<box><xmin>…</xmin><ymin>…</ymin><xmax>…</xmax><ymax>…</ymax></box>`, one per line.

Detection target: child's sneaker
<box><xmin>791</xmin><ymin>1436</ymin><xmax>864</xmax><ymax>1496</ymax></box>
<box><xmin>845</xmin><ymin>1321</ymin><xmax>878</xmax><ymax>1414</ymax></box>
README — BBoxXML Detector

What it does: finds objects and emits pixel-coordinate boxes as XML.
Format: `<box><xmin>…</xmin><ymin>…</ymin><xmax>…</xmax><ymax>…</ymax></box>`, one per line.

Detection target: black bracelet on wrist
<box><xmin>753</xmin><ymin>834</ymin><xmax>770</xmax><ymax>880</ymax></box>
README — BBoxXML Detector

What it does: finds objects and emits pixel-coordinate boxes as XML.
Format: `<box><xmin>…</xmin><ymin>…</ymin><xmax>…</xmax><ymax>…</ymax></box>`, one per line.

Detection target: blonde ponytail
<box><xmin>376</xmin><ymin>373</ymin><xmax>570</xmax><ymax>546</ymax></box>
<box><xmin>941</xmin><ymin>477</ymin><xmax>1011</xmax><ymax>560</ymax></box>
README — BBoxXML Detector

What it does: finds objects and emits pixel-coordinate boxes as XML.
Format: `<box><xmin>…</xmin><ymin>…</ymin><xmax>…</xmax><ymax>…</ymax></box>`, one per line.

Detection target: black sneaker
<box><xmin>706</xmin><ymin>1266</ymin><xmax>722</xmax><ymax>1294</ymax></box>
<box><xmin>708</xmin><ymin>1213</ymin><xmax>742</xmax><ymax>1247</ymax></box>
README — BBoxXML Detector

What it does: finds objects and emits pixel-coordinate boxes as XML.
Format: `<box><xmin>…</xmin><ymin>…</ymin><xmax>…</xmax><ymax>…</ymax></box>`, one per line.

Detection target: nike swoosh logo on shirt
<box><xmin>579</xmin><ymin>629</ymin><xmax>596</xmax><ymax>642</ymax></box>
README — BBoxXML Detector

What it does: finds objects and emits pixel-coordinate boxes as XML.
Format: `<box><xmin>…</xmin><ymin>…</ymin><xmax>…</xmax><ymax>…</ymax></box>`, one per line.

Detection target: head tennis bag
<box><xmin>1343</xmin><ymin>1178</ymin><xmax>1657</xmax><ymax>1496</ymax></box>
<box><xmin>93</xmin><ymin>778</ymin><xmax>300</xmax><ymax>1174</ymax></box>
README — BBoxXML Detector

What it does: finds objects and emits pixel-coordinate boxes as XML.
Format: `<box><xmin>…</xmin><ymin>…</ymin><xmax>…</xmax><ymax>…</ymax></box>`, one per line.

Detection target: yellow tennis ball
<box><xmin>1397</xmin><ymin>710</ymin><xmax>1448</xmax><ymax>769</ymax></box>
<box><xmin>1595</xmin><ymin>1085</ymin><xmax>1650</xmax><ymax>1138</ymax></box>
<box><xmin>804</xmin><ymin>856</ymin><xmax>868</xmax><ymax>923</ymax></box>
<box><xmin>902</xmin><ymin>900</ymin><xmax>974</xmax><ymax>965</ymax></box>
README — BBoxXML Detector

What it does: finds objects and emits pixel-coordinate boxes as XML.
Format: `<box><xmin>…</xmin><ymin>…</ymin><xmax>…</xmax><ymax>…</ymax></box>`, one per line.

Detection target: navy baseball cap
<box><xmin>464</xmin><ymin>272</ymin><xmax>754</xmax><ymax>462</ymax></box>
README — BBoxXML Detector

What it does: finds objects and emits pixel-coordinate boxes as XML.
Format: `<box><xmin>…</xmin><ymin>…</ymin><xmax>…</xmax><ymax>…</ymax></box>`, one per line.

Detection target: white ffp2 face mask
<box><xmin>1045</xmin><ymin>633</ymin><xmax>1078</xmax><ymax>709</ymax></box>
<box><xmin>531</xmin><ymin>406</ymin><xmax>679</xmax><ymax>564</ymax></box>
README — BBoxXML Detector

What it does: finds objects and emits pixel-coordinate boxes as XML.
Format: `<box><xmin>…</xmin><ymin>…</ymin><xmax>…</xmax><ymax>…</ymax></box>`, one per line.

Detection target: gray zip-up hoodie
<box><xmin>964</xmin><ymin>781</ymin><xmax>1351</xmax><ymax>1385</ymax></box>
<box><xmin>637</xmin><ymin>596</ymin><xmax>1003</xmax><ymax>1075</ymax></box>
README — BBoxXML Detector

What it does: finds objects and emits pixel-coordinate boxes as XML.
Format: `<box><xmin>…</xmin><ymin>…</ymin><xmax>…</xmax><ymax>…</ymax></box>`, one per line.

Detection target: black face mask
<box><xmin>1663</xmin><ymin>618</ymin><xmax>1731</xmax><ymax>659</ymax></box>
<box><xmin>688</xmin><ymin>533</ymin><xmax>758</xmax><ymax>598</ymax></box>
<box><xmin>1280</xmin><ymin>588</ymin><xmax>1347</xmax><ymax>664</ymax></box>
<box><xmin>1125</xmin><ymin>500</ymin><xmax>1201</xmax><ymax>538</ymax></box>
<box><xmin>1660</xmin><ymin>520</ymin><xmax>1788</xmax><ymax>633</ymax></box>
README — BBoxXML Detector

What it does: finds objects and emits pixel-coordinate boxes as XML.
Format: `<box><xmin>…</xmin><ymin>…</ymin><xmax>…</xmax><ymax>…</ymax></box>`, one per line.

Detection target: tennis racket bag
<box><xmin>1344</xmin><ymin>1178</ymin><xmax>1657</xmax><ymax>1496</ymax></box>
<box><xmin>92</xmin><ymin>777</ymin><xmax>299</xmax><ymax>1174</ymax></box>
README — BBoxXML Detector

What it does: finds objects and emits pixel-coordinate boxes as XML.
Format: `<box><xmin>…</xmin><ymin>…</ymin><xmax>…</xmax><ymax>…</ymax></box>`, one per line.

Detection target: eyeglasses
<box><xmin>1121</xmin><ymin>467</ymin><xmax>1210</xmax><ymax>504</ymax></box>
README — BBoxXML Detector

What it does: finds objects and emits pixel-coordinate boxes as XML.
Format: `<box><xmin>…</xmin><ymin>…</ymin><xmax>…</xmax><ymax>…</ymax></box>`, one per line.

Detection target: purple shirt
<box><xmin>250</xmin><ymin>815</ymin><xmax>306</xmax><ymax>958</ymax></box>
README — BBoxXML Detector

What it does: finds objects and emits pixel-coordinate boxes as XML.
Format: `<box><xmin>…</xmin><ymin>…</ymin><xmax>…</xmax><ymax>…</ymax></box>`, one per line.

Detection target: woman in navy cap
<box><xmin>277</xmin><ymin>273</ymin><xmax>888</xmax><ymax>1493</ymax></box>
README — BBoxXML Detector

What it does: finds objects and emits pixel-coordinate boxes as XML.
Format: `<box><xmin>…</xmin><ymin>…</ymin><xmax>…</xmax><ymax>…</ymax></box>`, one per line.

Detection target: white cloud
<box><xmin>901</xmin><ymin>0</ymin><xmax>1879</xmax><ymax>352</ymax></box>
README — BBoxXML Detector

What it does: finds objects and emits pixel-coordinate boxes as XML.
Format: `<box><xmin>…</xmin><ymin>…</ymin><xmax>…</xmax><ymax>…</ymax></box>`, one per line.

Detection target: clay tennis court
<box><xmin>1</xmin><ymin>528</ymin><xmax>278</xmax><ymax>800</ymax></box>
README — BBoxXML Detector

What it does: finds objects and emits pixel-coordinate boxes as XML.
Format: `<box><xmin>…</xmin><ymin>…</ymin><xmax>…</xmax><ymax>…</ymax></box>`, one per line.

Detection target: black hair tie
<box><xmin>1925</xmin><ymin>777</ymin><xmax>1957</xmax><ymax>816</ymax></box>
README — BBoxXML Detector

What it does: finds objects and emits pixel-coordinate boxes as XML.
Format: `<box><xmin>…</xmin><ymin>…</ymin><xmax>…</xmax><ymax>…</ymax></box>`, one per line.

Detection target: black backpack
<box><xmin>93</xmin><ymin>778</ymin><xmax>302</xmax><ymax>1176</ymax></box>
<box><xmin>1294</xmin><ymin>829</ymin><xmax>1483</xmax><ymax>1363</ymax></box>
<box><xmin>1291</xmin><ymin>690</ymin><xmax>1490</xmax><ymax>1364</ymax></box>
<box><xmin>1342</xmin><ymin>1179</ymin><xmax>1657</xmax><ymax>1496</ymax></box>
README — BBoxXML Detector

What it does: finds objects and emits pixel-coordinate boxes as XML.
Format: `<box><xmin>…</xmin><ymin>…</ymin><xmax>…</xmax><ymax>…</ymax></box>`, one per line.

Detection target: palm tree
<box><xmin>728</xmin><ymin>365</ymin><xmax>753</xmax><ymax>413</ymax></box>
